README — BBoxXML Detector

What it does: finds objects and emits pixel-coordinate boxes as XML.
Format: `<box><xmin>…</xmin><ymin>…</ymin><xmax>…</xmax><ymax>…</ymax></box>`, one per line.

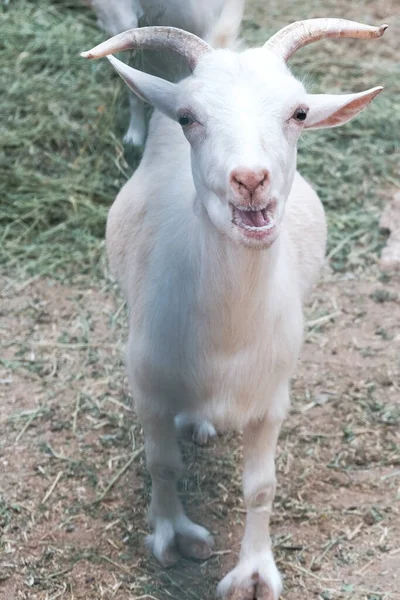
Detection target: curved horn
<box><xmin>81</xmin><ymin>26</ymin><xmax>213</xmax><ymax>71</ymax></box>
<box><xmin>264</xmin><ymin>18</ymin><xmax>388</xmax><ymax>61</ymax></box>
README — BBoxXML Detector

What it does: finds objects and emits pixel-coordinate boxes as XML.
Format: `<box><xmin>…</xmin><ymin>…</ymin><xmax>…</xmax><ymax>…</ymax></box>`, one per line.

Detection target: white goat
<box><xmin>85</xmin><ymin>0</ymin><xmax>245</xmax><ymax>145</ymax></box>
<box><xmin>82</xmin><ymin>18</ymin><xmax>387</xmax><ymax>599</ymax></box>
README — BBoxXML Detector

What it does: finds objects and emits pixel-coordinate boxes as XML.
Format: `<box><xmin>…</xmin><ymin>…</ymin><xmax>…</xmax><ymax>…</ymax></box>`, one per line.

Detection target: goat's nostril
<box><xmin>230</xmin><ymin>169</ymin><xmax>270</xmax><ymax>194</ymax></box>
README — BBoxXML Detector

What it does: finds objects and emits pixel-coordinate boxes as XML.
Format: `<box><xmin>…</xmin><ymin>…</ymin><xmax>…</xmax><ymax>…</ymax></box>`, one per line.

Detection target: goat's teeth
<box><xmin>243</xmin><ymin>218</ymin><xmax>275</xmax><ymax>231</ymax></box>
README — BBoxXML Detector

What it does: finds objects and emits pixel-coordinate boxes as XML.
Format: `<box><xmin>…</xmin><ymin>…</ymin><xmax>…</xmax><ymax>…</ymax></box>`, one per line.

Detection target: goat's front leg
<box><xmin>142</xmin><ymin>412</ymin><xmax>214</xmax><ymax>566</ymax></box>
<box><xmin>218</xmin><ymin>397</ymin><xmax>286</xmax><ymax>599</ymax></box>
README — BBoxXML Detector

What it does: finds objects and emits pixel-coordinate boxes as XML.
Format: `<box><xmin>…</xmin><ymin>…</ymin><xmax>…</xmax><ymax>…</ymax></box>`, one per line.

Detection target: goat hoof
<box><xmin>146</xmin><ymin>532</ymin><xmax>180</xmax><ymax>567</ymax></box>
<box><xmin>192</xmin><ymin>420</ymin><xmax>217</xmax><ymax>446</ymax></box>
<box><xmin>159</xmin><ymin>545</ymin><xmax>181</xmax><ymax>568</ymax></box>
<box><xmin>123</xmin><ymin>124</ymin><xmax>145</xmax><ymax>147</ymax></box>
<box><xmin>147</xmin><ymin>516</ymin><xmax>213</xmax><ymax>566</ymax></box>
<box><xmin>175</xmin><ymin>414</ymin><xmax>216</xmax><ymax>446</ymax></box>
<box><xmin>219</xmin><ymin>577</ymin><xmax>274</xmax><ymax>600</ymax></box>
<box><xmin>217</xmin><ymin>554</ymin><xmax>282</xmax><ymax>599</ymax></box>
<box><xmin>177</xmin><ymin>531</ymin><xmax>214</xmax><ymax>560</ymax></box>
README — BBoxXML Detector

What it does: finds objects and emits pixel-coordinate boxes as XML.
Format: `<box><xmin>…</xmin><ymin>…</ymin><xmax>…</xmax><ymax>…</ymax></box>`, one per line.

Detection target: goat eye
<box><xmin>293</xmin><ymin>108</ymin><xmax>308</xmax><ymax>122</ymax></box>
<box><xmin>178</xmin><ymin>113</ymin><xmax>195</xmax><ymax>127</ymax></box>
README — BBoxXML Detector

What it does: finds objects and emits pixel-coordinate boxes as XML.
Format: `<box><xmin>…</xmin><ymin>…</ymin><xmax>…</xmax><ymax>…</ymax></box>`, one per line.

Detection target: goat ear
<box><xmin>305</xmin><ymin>86</ymin><xmax>383</xmax><ymax>129</ymax></box>
<box><xmin>106</xmin><ymin>55</ymin><xmax>178</xmax><ymax>120</ymax></box>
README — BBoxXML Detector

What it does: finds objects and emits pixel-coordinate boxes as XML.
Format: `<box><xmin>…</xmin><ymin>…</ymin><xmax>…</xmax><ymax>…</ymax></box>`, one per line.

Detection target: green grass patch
<box><xmin>1</xmin><ymin>0</ymin><xmax>399</xmax><ymax>281</ymax></box>
<box><xmin>1</xmin><ymin>0</ymin><xmax>134</xmax><ymax>281</ymax></box>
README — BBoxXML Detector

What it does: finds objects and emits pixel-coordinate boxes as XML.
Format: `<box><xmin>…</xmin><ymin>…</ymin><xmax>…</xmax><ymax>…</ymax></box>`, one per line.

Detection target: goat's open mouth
<box><xmin>231</xmin><ymin>202</ymin><xmax>277</xmax><ymax>238</ymax></box>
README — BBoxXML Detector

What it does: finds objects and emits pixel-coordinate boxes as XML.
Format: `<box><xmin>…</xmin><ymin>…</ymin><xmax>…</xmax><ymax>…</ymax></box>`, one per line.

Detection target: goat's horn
<box><xmin>81</xmin><ymin>26</ymin><xmax>213</xmax><ymax>71</ymax></box>
<box><xmin>264</xmin><ymin>18</ymin><xmax>388</xmax><ymax>61</ymax></box>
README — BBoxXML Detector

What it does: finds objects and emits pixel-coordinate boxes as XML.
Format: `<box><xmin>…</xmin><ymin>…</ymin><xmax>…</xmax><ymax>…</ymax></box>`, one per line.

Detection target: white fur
<box><xmin>217</xmin><ymin>550</ymin><xmax>283</xmax><ymax>598</ymax></box>
<box><xmin>174</xmin><ymin>413</ymin><xmax>217</xmax><ymax>445</ymax></box>
<box><xmin>102</xmin><ymin>34</ymin><xmax>382</xmax><ymax>600</ymax></box>
<box><xmin>87</xmin><ymin>0</ymin><xmax>246</xmax><ymax>144</ymax></box>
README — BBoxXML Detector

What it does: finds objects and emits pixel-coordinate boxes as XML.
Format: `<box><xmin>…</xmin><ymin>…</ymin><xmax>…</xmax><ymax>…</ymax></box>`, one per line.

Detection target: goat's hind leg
<box><xmin>142</xmin><ymin>411</ymin><xmax>214</xmax><ymax>566</ymax></box>
<box><xmin>174</xmin><ymin>413</ymin><xmax>217</xmax><ymax>446</ymax></box>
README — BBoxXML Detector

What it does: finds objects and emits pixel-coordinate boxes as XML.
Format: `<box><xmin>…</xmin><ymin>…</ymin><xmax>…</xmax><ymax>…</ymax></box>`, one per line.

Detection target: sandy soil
<box><xmin>1</xmin><ymin>267</ymin><xmax>399</xmax><ymax>599</ymax></box>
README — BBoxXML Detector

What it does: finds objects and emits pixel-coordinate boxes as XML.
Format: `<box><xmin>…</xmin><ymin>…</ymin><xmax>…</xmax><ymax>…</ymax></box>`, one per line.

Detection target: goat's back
<box><xmin>284</xmin><ymin>173</ymin><xmax>327</xmax><ymax>300</ymax></box>
<box><xmin>106</xmin><ymin>111</ymin><xmax>193</xmax><ymax>302</ymax></box>
<box><xmin>88</xmin><ymin>0</ymin><xmax>245</xmax><ymax>82</ymax></box>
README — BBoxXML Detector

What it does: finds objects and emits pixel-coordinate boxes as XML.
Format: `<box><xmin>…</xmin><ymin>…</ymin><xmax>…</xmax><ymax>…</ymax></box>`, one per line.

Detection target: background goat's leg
<box><xmin>124</xmin><ymin>92</ymin><xmax>146</xmax><ymax>146</ymax></box>
<box><xmin>86</xmin><ymin>0</ymin><xmax>146</xmax><ymax>145</ymax></box>
<box><xmin>218</xmin><ymin>388</ymin><xmax>287</xmax><ymax>599</ymax></box>
<box><xmin>142</xmin><ymin>412</ymin><xmax>214</xmax><ymax>566</ymax></box>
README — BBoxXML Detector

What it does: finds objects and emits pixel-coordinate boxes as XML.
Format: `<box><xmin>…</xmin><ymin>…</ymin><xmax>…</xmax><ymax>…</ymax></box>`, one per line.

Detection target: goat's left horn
<box><xmin>81</xmin><ymin>26</ymin><xmax>213</xmax><ymax>71</ymax></box>
<box><xmin>263</xmin><ymin>18</ymin><xmax>388</xmax><ymax>61</ymax></box>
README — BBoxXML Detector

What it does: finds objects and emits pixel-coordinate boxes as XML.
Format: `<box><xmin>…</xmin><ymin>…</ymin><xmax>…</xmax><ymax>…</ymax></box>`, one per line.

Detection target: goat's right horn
<box><xmin>81</xmin><ymin>26</ymin><xmax>213</xmax><ymax>71</ymax></box>
<box><xmin>264</xmin><ymin>18</ymin><xmax>388</xmax><ymax>62</ymax></box>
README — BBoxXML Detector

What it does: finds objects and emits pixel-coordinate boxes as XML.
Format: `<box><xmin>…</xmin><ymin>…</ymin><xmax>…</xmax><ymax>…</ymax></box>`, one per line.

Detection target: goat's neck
<box><xmin>196</xmin><ymin>201</ymin><xmax>281</xmax><ymax>312</ymax></box>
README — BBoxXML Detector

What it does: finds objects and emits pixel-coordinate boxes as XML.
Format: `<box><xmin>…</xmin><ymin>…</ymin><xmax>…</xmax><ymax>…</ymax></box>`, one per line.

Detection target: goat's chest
<box><xmin>196</xmin><ymin>298</ymin><xmax>303</xmax><ymax>427</ymax></box>
<box><xmin>132</xmin><ymin>259</ymin><xmax>303</xmax><ymax>427</ymax></box>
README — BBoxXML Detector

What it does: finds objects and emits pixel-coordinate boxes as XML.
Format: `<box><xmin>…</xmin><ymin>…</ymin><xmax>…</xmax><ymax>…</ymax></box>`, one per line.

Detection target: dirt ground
<box><xmin>1</xmin><ymin>266</ymin><xmax>399</xmax><ymax>600</ymax></box>
<box><xmin>1</xmin><ymin>0</ymin><xmax>400</xmax><ymax>598</ymax></box>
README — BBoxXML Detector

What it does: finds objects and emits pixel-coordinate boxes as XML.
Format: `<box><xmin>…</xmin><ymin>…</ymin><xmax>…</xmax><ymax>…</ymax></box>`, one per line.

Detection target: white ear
<box><xmin>305</xmin><ymin>86</ymin><xmax>383</xmax><ymax>130</ymax></box>
<box><xmin>107</xmin><ymin>55</ymin><xmax>178</xmax><ymax>120</ymax></box>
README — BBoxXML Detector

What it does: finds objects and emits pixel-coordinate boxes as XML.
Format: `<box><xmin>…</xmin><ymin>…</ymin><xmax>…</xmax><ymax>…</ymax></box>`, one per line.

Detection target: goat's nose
<box><xmin>230</xmin><ymin>169</ymin><xmax>269</xmax><ymax>195</ymax></box>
